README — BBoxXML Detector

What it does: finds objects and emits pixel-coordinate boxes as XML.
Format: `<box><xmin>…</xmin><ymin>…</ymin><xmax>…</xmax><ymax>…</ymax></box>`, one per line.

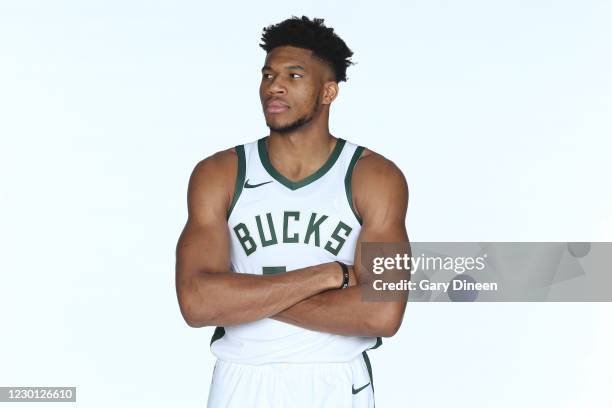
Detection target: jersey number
<box><xmin>262</xmin><ymin>266</ymin><xmax>286</xmax><ymax>275</ymax></box>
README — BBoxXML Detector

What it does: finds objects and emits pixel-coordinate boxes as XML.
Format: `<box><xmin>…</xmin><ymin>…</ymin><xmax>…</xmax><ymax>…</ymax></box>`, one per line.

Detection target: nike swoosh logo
<box><xmin>352</xmin><ymin>382</ymin><xmax>370</xmax><ymax>394</ymax></box>
<box><xmin>244</xmin><ymin>179</ymin><xmax>273</xmax><ymax>189</ymax></box>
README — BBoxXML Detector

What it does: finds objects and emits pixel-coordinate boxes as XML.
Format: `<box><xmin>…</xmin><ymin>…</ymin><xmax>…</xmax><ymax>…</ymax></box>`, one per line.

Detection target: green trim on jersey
<box><xmin>258</xmin><ymin>136</ymin><xmax>346</xmax><ymax>190</ymax></box>
<box><xmin>362</xmin><ymin>351</ymin><xmax>375</xmax><ymax>396</ymax></box>
<box><xmin>210</xmin><ymin>326</ymin><xmax>225</xmax><ymax>346</ymax></box>
<box><xmin>345</xmin><ymin>146</ymin><xmax>365</xmax><ymax>225</ymax></box>
<box><xmin>371</xmin><ymin>336</ymin><xmax>382</xmax><ymax>349</ymax></box>
<box><xmin>218</xmin><ymin>144</ymin><xmax>243</xmax><ymax>352</ymax></box>
<box><xmin>227</xmin><ymin>145</ymin><xmax>246</xmax><ymax>219</ymax></box>
<box><xmin>362</xmin><ymin>336</ymin><xmax>382</xmax><ymax>401</ymax></box>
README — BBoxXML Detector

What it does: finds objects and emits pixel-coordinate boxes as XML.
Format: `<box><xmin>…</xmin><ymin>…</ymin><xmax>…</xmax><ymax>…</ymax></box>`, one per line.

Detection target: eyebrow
<box><xmin>261</xmin><ymin>64</ymin><xmax>306</xmax><ymax>72</ymax></box>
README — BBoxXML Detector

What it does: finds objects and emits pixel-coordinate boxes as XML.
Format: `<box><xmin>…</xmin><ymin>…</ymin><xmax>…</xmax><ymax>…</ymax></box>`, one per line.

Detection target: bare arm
<box><xmin>175</xmin><ymin>149</ymin><xmax>344</xmax><ymax>328</ymax></box>
<box><xmin>270</xmin><ymin>150</ymin><xmax>410</xmax><ymax>337</ymax></box>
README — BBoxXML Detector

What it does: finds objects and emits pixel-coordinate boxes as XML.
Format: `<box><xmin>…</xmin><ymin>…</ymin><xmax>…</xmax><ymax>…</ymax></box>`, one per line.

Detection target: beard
<box><xmin>267</xmin><ymin>98</ymin><xmax>320</xmax><ymax>134</ymax></box>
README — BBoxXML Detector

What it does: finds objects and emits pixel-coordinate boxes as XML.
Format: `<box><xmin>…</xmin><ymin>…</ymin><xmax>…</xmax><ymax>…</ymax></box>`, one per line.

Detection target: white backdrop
<box><xmin>1</xmin><ymin>1</ymin><xmax>611</xmax><ymax>407</ymax></box>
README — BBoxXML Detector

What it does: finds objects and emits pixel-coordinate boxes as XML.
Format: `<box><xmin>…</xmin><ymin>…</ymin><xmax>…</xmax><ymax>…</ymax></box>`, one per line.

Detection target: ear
<box><xmin>321</xmin><ymin>81</ymin><xmax>339</xmax><ymax>105</ymax></box>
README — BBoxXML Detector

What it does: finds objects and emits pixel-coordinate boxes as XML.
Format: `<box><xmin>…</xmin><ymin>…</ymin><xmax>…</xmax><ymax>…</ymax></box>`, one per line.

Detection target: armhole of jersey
<box><xmin>361</xmin><ymin>337</ymin><xmax>382</xmax><ymax>393</ymax></box>
<box><xmin>210</xmin><ymin>326</ymin><xmax>225</xmax><ymax>346</ymax></box>
<box><xmin>345</xmin><ymin>146</ymin><xmax>365</xmax><ymax>225</ymax></box>
<box><xmin>362</xmin><ymin>350</ymin><xmax>375</xmax><ymax>395</ymax></box>
<box><xmin>226</xmin><ymin>144</ymin><xmax>246</xmax><ymax>220</ymax></box>
<box><xmin>371</xmin><ymin>336</ymin><xmax>382</xmax><ymax>349</ymax></box>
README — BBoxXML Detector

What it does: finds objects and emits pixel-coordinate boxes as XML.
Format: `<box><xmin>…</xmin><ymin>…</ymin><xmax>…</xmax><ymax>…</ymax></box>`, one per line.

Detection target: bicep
<box><xmin>353</xmin><ymin>222</ymin><xmax>409</xmax><ymax>287</ymax></box>
<box><xmin>176</xmin><ymin>220</ymin><xmax>231</xmax><ymax>286</ymax></box>
<box><xmin>175</xmin><ymin>154</ymin><xmax>235</xmax><ymax>300</ymax></box>
<box><xmin>349</xmin><ymin>153</ymin><xmax>410</xmax><ymax>335</ymax></box>
<box><xmin>351</xmin><ymin>153</ymin><xmax>409</xmax><ymax>282</ymax></box>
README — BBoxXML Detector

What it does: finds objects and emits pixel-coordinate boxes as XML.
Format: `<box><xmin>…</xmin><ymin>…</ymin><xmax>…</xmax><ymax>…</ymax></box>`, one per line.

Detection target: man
<box><xmin>175</xmin><ymin>15</ymin><xmax>409</xmax><ymax>408</ymax></box>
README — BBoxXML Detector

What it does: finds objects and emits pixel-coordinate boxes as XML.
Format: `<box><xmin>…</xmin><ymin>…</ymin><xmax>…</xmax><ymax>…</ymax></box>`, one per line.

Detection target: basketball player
<box><xmin>175</xmin><ymin>16</ymin><xmax>409</xmax><ymax>408</ymax></box>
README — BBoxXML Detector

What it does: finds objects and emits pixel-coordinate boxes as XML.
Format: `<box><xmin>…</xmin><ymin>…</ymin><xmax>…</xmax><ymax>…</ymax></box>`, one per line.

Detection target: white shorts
<box><xmin>206</xmin><ymin>352</ymin><xmax>376</xmax><ymax>408</ymax></box>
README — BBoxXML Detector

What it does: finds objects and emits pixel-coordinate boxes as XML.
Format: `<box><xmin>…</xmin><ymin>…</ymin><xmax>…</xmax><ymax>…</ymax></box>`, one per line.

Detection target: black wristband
<box><xmin>335</xmin><ymin>261</ymin><xmax>349</xmax><ymax>289</ymax></box>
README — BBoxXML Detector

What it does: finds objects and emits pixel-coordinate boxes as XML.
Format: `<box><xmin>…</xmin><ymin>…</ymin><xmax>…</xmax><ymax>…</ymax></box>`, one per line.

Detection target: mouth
<box><xmin>266</xmin><ymin>101</ymin><xmax>290</xmax><ymax>114</ymax></box>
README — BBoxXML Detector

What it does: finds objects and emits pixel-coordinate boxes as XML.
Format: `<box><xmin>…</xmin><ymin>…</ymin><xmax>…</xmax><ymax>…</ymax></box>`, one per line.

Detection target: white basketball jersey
<box><xmin>210</xmin><ymin>136</ymin><xmax>381</xmax><ymax>364</ymax></box>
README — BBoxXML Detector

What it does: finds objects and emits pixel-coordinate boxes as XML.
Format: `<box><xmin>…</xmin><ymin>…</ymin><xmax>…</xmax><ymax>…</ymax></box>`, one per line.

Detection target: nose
<box><xmin>264</xmin><ymin>76</ymin><xmax>287</xmax><ymax>96</ymax></box>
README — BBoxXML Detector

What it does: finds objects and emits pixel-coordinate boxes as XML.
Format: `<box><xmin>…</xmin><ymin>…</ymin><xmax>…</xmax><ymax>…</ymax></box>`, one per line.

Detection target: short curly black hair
<box><xmin>259</xmin><ymin>16</ymin><xmax>355</xmax><ymax>83</ymax></box>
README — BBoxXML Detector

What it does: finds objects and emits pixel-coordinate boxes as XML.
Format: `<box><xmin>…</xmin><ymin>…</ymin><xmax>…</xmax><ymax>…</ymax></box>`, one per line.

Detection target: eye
<box><xmin>261</xmin><ymin>73</ymin><xmax>302</xmax><ymax>80</ymax></box>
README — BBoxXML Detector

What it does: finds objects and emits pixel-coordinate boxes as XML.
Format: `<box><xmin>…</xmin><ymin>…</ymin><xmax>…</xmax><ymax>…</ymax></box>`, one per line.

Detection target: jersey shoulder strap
<box><xmin>342</xmin><ymin>141</ymin><xmax>366</xmax><ymax>225</ymax></box>
<box><xmin>226</xmin><ymin>144</ymin><xmax>246</xmax><ymax>219</ymax></box>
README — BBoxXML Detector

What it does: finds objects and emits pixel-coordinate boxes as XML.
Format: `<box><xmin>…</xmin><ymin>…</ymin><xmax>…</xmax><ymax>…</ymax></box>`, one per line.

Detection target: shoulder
<box><xmin>352</xmin><ymin>147</ymin><xmax>407</xmax><ymax>192</ymax></box>
<box><xmin>351</xmin><ymin>147</ymin><xmax>408</xmax><ymax>222</ymax></box>
<box><xmin>187</xmin><ymin>146</ymin><xmax>239</xmax><ymax>218</ymax></box>
<box><xmin>190</xmin><ymin>147</ymin><xmax>237</xmax><ymax>183</ymax></box>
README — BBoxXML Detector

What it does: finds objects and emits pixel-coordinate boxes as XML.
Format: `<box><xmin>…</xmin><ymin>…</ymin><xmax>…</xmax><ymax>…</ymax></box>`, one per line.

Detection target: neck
<box><xmin>266</xmin><ymin>128</ymin><xmax>338</xmax><ymax>183</ymax></box>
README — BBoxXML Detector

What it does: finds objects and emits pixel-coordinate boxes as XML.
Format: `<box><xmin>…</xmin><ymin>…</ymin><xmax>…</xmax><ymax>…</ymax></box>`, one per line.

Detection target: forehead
<box><xmin>263</xmin><ymin>46</ymin><xmax>322</xmax><ymax>71</ymax></box>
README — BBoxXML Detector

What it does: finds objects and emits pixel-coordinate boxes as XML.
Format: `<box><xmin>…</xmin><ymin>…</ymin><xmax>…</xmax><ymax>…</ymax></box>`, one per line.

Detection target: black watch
<box><xmin>335</xmin><ymin>261</ymin><xmax>349</xmax><ymax>289</ymax></box>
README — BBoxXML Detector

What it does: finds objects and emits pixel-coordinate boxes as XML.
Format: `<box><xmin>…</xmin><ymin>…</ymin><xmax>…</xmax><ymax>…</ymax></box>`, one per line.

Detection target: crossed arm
<box><xmin>175</xmin><ymin>147</ymin><xmax>409</xmax><ymax>338</ymax></box>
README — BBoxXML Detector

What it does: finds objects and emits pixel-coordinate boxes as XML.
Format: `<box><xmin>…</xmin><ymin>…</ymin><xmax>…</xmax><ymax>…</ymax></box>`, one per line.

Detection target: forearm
<box><xmin>271</xmin><ymin>284</ymin><xmax>400</xmax><ymax>337</ymax></box>
<box><xmin>182</xmin><ymin>262</ymin><xmax>339</xmax><ymax>327</ymax></box>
